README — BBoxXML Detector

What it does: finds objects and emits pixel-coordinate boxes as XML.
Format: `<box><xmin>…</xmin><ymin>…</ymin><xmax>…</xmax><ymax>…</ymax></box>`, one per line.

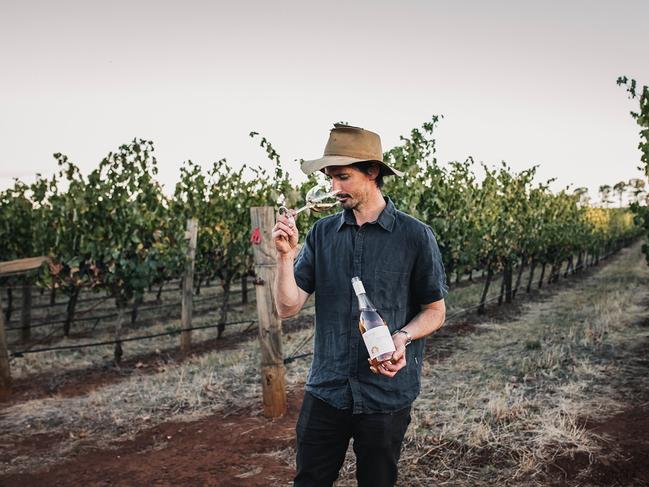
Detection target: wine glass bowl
<box><xmin>305</xmin><ymin>184</ymin><xmax>339</xmax><ymax>212</ymax></box>
<box><xmin>278</xmin><ymin>184</ymin><xmax>340</xmax><ymax>217</ymax></box>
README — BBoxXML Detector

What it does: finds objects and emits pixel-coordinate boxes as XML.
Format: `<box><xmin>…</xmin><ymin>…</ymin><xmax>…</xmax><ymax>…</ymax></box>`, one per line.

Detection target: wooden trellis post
<box><xmin>250</xmin><ymin>207</ymin><xmax>286</xmax><ymax>418</ymax></box>
<box><xmin>181</xmin><ymin>218</ymin><xmax>198</xmax><ymax>353</ymax></box>
<box><xmin>0</xmin><ymin>290</ymin><xmax>10</xmax><ymax>393</ymax></box>
<box><xmin>0</xmin><ymin>256</ymin><xmax>50</xmax><ymax>394</ymax></box>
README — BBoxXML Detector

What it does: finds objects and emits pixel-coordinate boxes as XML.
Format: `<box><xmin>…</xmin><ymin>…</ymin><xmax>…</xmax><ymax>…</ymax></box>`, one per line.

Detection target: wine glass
<box><xmin>278</xmin><ymin>184</ymin><xmax>340</xmax><ymax>217</ymax></box>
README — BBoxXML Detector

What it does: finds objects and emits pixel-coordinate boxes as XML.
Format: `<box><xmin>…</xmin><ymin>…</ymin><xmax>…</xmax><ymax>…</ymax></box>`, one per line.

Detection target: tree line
<box><xmin>0</xmin><ymin>119</ymin><xmax>641</xmax><ymax>342</ymax></box>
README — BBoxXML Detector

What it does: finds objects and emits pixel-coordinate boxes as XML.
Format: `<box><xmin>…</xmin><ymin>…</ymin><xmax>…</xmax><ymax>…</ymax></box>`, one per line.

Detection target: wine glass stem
<box><xmin>293</xmin><ymin>204</ymin><xmax>311</xmax><ymax>215</ymax></box>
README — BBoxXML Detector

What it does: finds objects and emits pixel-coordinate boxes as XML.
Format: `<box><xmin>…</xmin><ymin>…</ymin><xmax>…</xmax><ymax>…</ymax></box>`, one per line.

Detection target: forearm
<box><xmin>400</xmin><ymin>303</ymin><xmax>446</xmax><ymax>341</ymax></box>
<box><xmin>375</xmin><ymin>301</ymin><xmax>446</xmax><ymax>376</ymax></box>
<box><xmin>274</xmin><ymin>251</ymin><xmax>303</xmax><ymax>318</ymax></box>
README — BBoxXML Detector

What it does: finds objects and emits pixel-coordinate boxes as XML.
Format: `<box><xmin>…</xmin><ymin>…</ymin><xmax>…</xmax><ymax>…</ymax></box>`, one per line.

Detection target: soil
<box><xmin>547</xmin><ymin>307</ymin><xmax>649</xmax><ymax>486</ymax></box>
<box><xmin>0</xmin><ymin>390</ymin><xmax>304</xmax><ymax>487</ymax></box>
<box><xmin>5</xmin><ymin>391</ymin><xmax>648</xmax><ymax>487</ymax></box>
<box><xmin>549</xmin><ymin>405</ymin><xmax>649</xmax><ymax>486</ymax></box>
<box><xmin>2</xmin><ymin>249</ymin><xmax>649</xmax><ymax>486</ymax></box>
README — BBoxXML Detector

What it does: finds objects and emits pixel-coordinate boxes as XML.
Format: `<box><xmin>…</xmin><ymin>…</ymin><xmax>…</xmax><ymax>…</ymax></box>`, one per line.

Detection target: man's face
<box><xmin>324</xmin><ymin>165</ymin><xmax>378</xmax><ymax>211</ymax></box>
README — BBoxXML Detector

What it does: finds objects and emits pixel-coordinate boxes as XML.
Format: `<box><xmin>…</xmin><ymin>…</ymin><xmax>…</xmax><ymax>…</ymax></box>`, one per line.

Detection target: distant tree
<box><xmin>573</xmin><ymin>187</ymin><xmax>590</xmax><ymax>206</ymax></box>
<box><xmin>598</xmin><ymin>184</ymin><xmax>613</xmax><ymax>207</ymax></box>
<box><xmin>613</xmin><ymin>181</ymin><xmax>627</xmax><ymax>207</ymax></box>
<box><xmin>628</xmin><ymin>178</ymin><xmax>646</xmax><ymax>204</ymax></box>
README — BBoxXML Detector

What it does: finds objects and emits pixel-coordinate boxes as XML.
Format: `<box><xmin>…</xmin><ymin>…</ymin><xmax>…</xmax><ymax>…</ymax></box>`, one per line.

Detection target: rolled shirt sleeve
<box><xmin>293</xmin><ymin>228</ymin><xmax>316</xmax><ymax>295</ymax></box>
<box><xmin>412</xmin><ymin>225</ymin><xmax>448</xmax><ymax>304</ymax></box>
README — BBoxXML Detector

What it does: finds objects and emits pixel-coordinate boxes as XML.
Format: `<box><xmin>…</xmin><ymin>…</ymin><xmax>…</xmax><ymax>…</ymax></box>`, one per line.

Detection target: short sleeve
<box><xmin>412</xmin><ymin>225</ymin><xmax>448</xmax><ymax>304</ymax></box>
<box><xmin>293</xmin><ymin>228</ymin><xmax>316</xmax><ymax>294</ymax></box>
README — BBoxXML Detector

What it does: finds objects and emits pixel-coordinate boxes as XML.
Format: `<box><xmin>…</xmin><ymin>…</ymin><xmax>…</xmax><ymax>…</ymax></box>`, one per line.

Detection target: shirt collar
<box><xmin>336</xmin><ymin>196</ymin><xmax>397</xmax><ymax>233</ymax></box>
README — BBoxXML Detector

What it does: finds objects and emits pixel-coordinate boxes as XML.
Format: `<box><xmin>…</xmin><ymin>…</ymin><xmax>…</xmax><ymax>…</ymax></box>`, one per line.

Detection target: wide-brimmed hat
<box><xmin>301</xmin><ymin>124</ymin><xmax>404</xmax><ymax>177</ymax></box>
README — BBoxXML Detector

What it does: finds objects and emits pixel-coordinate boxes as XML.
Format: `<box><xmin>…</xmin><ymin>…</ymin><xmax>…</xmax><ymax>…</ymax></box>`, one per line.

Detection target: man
<box><xmin>272</xmin><ymin>124</ymin><xmax>447</xmax><ymax>487</ymax></box>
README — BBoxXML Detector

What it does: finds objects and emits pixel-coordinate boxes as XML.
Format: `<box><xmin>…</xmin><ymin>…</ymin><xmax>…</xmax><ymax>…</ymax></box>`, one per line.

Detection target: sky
<box><xmin>1</xmin><ymin>0</ymin><xmax>648</xmax><ymax>203</ymax></box>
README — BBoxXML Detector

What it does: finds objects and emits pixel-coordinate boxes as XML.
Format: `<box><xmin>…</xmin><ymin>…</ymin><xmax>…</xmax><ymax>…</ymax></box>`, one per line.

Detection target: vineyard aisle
<box><xmin>1</xmin><ymin>242</ymin><xmax>649</xmax><ymax>486</ymax></box>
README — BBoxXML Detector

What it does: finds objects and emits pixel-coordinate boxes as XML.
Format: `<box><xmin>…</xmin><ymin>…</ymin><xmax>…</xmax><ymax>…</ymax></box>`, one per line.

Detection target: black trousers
<box><xmin>294</xmin><ymin>391</ymin><xmax>412</xmax><ymax>487</ymax></box>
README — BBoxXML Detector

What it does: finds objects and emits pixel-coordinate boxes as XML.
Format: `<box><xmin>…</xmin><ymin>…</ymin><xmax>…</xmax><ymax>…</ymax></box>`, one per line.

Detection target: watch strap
<box><xmin>392</xmin><ymin>329</ymin><xmax>412</xmax><ymax>346</ymax></box>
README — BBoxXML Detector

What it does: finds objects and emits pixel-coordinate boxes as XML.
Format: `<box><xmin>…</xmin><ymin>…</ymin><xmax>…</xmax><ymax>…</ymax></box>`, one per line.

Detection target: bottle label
<box><xmin>362</xmin><ymin>326</ymin><xmax>396</xmax><ymax>360</ymax></box>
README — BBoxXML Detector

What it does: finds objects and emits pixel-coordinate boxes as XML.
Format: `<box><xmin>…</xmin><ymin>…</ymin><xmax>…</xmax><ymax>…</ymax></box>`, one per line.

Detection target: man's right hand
<box><xmin>272</xmin><ymin>209</ymin><xmax>299</xmax><ymax>257</ymax></box>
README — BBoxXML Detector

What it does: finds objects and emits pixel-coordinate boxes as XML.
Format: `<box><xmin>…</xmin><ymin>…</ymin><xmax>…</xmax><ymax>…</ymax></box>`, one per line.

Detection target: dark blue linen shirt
<box><xmin>293</xmin><ymin>196</ymin><xmax>448</xmax><ymax>414</ymax></box>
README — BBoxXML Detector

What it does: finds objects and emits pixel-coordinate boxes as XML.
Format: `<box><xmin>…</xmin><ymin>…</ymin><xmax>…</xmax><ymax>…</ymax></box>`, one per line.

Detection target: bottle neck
<box><xmin>356</xmin><ymin>292</ymin><xmax>376</xmax><ymax>311</ymax></box>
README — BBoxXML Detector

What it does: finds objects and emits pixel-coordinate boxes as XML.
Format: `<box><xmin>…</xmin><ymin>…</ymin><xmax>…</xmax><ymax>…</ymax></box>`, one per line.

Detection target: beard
<box><xmin>337</xmin><ymin>193</ymin><xmax>357</xmax><ymax>210</ymax></box>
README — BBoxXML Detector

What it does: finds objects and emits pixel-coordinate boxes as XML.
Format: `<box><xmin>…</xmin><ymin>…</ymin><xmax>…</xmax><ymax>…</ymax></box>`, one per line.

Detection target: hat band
<box><xmin>324</xmin><ymin>151</ymin><xmax>383</xmax><ymax>161</ymax></box>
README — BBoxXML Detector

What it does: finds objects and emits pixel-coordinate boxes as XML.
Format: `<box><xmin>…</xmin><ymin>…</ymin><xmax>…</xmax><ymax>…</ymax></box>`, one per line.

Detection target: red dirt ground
<box><xmin>4</xmin><ymin>389</ymin><xmax>648</xmax><ymax>486</ymax></box>
<box><xmin>548</xmin><ymin>334</ymin><xmax>649</xmax><ymax>486</ymax></box>
<box><xmin>1</xmin><ymin>391</ymin><xmax>303</xmax><ymax>487</ymax></box>
<box><xmin>2</xmin><ymin>255</ymin><xmax>648</xmax><ymax>486</ymax></box>
<box><xmin>548</xmin><ymin>405</ymin><xmax>649</xmax><ymax>486</ymax></box>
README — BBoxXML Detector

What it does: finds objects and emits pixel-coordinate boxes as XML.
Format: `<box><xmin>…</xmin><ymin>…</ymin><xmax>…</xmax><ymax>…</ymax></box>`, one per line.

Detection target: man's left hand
<box><xmin>369</xmin><ymin>334</ymin><xmax>408</xmax><ymax>377</ymax></box>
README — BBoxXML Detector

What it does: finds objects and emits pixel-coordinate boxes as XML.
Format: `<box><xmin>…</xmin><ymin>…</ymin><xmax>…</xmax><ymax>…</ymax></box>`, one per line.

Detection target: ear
<box><xmin>367</xmin><ymin>164</ymin><xmax>380</xmax><ymax>181</ymax></box>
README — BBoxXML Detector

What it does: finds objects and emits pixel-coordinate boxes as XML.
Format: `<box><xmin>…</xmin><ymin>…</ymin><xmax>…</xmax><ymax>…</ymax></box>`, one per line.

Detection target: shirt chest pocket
<box><xmin>373</xmin><ymin>269</ymin><xmax>410</xmax><ymax>311</ymax></box>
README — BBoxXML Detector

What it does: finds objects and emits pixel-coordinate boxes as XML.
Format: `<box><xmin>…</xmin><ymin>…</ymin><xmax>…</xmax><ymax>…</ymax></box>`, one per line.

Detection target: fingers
<box><xmin>273</xmin><ymin>211</ymin><xmax>299</xmax><ymax>245</ymax></box>
<box><xmin>273</xmin><ymin>220</ymin><xmax>296</xmax><ymax>240</ymax></box>
<box><xmin>272</xmin><ymin>210</ymin><xmax>299</xmax><ymax>254</ymax></box>
<box><xmin>277</xmin><ymin>209</ymin><xmax>297</xmax><ymax>224</ymax></box>
<box><xmin>368</xmin><ymin>356</ymin><xmax>406</xmax><ymax>377</ymax></box>
<box><xmin>390</xmin><ymin>347</ymin><xmax>405</xmax><ymax>363</ymax></box>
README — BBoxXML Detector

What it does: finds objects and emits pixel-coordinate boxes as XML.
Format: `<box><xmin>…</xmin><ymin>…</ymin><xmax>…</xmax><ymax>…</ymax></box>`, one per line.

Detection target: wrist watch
<box><xmin>392</xmin><ymin>328</ymin><xmax>412</xmax><ymax>346</ymax></box>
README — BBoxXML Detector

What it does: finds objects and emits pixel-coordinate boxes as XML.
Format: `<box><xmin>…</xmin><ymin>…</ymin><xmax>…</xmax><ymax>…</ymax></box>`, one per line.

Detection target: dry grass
<box><xmin>8</xmin><ymin>281</ymin><xmax>313</xmax><ymax>379</ymax></box>
<box><xmin>9</xmin><ymin>306</ymin><xmax>254</xmax><ymax>379</ymax></box>
<box><xmin>3</xmin><ymin>245</ymin><xmax>648</xmax><ymax>484</ymax></box>
<box><xmin>329</xmin><ymin>243</ymin><xmax>649</xmax><ymax>486</ymax></box>
<box><xmin>443</xmin><ymin>261</ymin><xmax>570</xmax><ymax>316</ymax></box>
<box><xmin>0</xmin><ymin>322</ymin><xmax>317</xmax><ymax>475</ymax></box>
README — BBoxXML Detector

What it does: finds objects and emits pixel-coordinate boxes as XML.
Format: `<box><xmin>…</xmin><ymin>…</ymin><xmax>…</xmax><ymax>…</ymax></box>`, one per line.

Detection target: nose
<box><xmin>331</xmin><ymin>179</ymin><xmax>342</xmax><ymax>194</ymax></box>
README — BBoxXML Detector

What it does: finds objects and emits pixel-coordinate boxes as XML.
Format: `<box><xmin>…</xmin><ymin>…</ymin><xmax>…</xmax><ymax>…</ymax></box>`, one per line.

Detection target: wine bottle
<box><xmin>352</xmin><ymin>276</ymin><xmax>396</xmax><ymax>365</ymax></box>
